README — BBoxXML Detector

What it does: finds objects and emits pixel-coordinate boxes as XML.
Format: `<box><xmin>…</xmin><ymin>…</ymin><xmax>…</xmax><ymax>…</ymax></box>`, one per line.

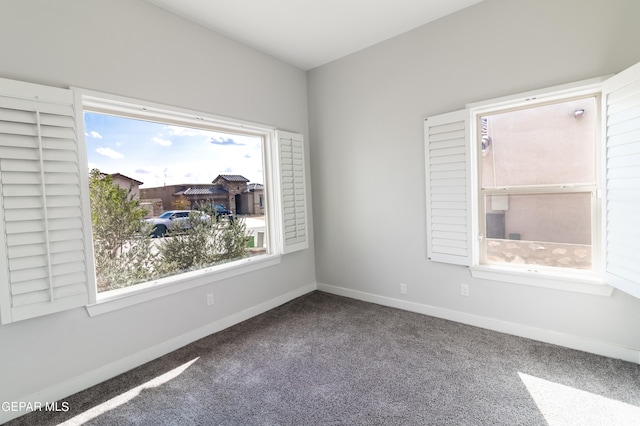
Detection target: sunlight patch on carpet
<box><xmin>519</xmin><ymin>372</ymin><xmax>640</xmax><ymax>426</ymax></box>
<box><xmin>60</xmin><ymin>357</ymin><xmax>200</xmax><ymax>425</ymax></box>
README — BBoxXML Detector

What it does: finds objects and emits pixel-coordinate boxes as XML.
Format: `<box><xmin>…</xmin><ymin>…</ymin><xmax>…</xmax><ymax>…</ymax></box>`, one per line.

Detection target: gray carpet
<box><xmin>9</xmin><ymin>291</ymin><xmax>640</xmax><ymax>425</ymax></box>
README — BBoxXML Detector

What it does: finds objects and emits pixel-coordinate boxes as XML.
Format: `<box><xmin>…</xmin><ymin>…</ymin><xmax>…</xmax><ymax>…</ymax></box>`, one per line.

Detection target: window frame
<box><xmin>474</xmin><ymin>94</ymin><xmax>601</xmax><ymax>275</ymax></box>
<box><xmin>467</xmin><ymin>79</ymin><xmax>608</xmax><ymax>294</ymax></box>
<box><xmin>425</xmin><ymin>76</ymin><xmax>616</xmax><ymax>296</ymax></box>
<box><xmin>73</xmin><ymin>88</ymin><xmax>298</xmax><ymax>315</ymax></box>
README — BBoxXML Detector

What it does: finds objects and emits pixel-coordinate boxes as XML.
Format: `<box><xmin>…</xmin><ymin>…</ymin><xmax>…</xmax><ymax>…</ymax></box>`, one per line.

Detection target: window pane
<box><xmin>483</xmin><ymin>193</ymin><xmax>592</xmax><ymax>270</ymax></box>
<box><xmin>84</xmin><ymin>112</ymin><xmax>267</xmax><ymax>293</ymax></box>
<box><xmin>481</xmin><ymin>97</ymin><xmax>597</xmax><ymax>188</ymax></box>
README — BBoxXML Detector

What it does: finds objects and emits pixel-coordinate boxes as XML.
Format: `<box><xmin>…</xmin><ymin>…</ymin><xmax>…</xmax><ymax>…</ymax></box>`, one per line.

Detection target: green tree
<box><xmin>88</xmin><ymin>169</ymin><xmax>251</xmax><ymax>292</ymax></box>
<box><xmin>89</xmin><ymin>169</ymin><xmax>158</xmax><ymax>291</ymax></box>
<box><xmin>214</xmin><ymin>217</ymin><xmax>250</xmax><ymax>262</ymax></box>
<box><xmin>159</xmin><ymin>214</ymin><xmax>249</xmax><ymax>272</ymax></box>
<box><xmin>158</xmin><ymin>213</ymin><xmax>214</xmax><ymax>271</ymax></box>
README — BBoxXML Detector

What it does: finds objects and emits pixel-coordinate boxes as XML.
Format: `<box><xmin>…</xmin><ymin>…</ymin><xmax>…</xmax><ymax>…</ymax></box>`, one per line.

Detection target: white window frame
<box><xmin>425</xmin><ymin>70</ymin><xmax>640</xmax><ymax>297</ymax></box>
<box><xmin>467</xmin><ymin>80</ymin><xmax>609</xmax><ymax>294</ymax></box>
<box><xmin>73</xmin><ymin>89</ymin><xmax>308</xmax><ymax>315</ymax></box>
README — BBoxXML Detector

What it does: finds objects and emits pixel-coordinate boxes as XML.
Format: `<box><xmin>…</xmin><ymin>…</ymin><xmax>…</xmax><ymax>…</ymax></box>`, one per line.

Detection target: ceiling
<box><xmin>145</xmin><ymin>0</ymin><xmax>483</xmax><ymax>70</ymax></box>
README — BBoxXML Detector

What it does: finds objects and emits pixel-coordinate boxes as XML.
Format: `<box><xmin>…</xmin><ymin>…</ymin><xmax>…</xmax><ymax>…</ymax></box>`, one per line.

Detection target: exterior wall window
<box><xmin>0</xmin><ymin>77</ymin><xmax>308</xmax><ymax>323</ymax></box>
<box><xmin>425</xmin><ymin>65</ymin><xmax>640</xmax><ymax>297</ymax></box>
<box><xmin>478</xmin><ymin>96</ymin><xmax>599</xmax><ymax>272</ymax></box>
<box><xmin>424</xmin><ymin>78</ymin><xmax>618</xmax><ymax>294</ymax></box>
<box><xmin>83</xmin><ymin>110</ymin><xmax>269</xmax><ymax>294</ymax></box>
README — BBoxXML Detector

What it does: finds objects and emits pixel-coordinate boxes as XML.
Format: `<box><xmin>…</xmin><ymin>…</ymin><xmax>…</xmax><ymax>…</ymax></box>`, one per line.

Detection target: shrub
<box><xmin>89</xmin><ymin>170</ymin><xmax>251</xmax><ymax>291</ymax></box>
<box><xmin>159</xmin><ymin>214</ymin><xmax>249</xmax><ymax>273</ymax></box>
<box><xmin>88</xmin><ymin>170</ymin><xmax>160</xmax><ymax>292</ymax></box>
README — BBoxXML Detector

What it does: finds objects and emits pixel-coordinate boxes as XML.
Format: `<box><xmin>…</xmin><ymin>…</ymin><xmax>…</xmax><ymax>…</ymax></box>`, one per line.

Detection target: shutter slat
<box><xmin>0</xmin><ymin>121</ymin><xmax>39</xmax><ymax>136</ymax></box>
<box><xmin>606</xmin><ymin>78</ymin><xmax>640</xmax><ymax>108</ymax></box>
<box><xmin>606</xmin><ymin>103</ymin><xmax>640</xmax><ymax>126</ymax></box>
<box><xmin>607</xmin><ymin>128</ymin><xmax>640</xmax><ymax>147</ymax></box>
<box><xmin>606</xmin><ymin>117</ymin><xmax>640</xmax><ymax>138</ymax></box>
<box><xmin>429</xmin><ymin>162</ymin><xmax>466</xmax><ymax>172</ymax></box>
<box><xmin>608</xmin><ymin>140</ymin><xmax>640</xmax><ymax>157</ymax></box>
<box><xmin>431</xmin><ymin>177</ymin><xmax>466</xmax><ymax>188</ymax></box>
<box><xmin>433</xmin><ymin>223</ymin><xmax>467</xmax><ymax>233</ymax></box>
<box><xmin>0</xmin><ymin>146</ymin><xmax>40</xmax><ymax>160</ymax></box>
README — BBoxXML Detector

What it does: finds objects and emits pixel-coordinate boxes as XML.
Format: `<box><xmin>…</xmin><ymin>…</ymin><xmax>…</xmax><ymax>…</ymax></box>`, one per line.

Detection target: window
<box><xmin>83</xmin><ymin>110</ymin><xmax>268</xmax><ymax>294</ymax></box>
<box><xmin>478</xmin><ymin>96</ymin><xmax>598</xmax><ymax>272</ymax></box>
<box><xmin>0</xmin><ymin>78</ymin><xmax>308</xmax><ymax>323</ymax></box>
<box><xmin>425</xmin><ymin>62</ymin><xmax>640</xmax><ymax>298</ymax></box>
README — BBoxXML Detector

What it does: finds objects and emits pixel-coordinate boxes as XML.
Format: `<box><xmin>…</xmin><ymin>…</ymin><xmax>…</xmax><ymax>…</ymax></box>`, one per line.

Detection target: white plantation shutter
<box><xmin>276</xmin><ymin>131</ymin><xmax>308</xmax><ymax>254</ymax></box>
<box><xmin>602</xmin><ymin>61</ymin><xmax>640</xmax><ymax>299</ymax></box>
<box><xmin>424</xmin><ymin>110</ymin><xmax>472</xmax><ymax>266</ymax></box>
<box><xmin>0</xmin><ymin>78</ymin><xmax>90</xmax><ymax>323</ymax></box>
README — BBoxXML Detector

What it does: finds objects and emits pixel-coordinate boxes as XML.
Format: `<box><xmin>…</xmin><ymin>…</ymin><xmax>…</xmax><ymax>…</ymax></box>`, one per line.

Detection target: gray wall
<box><xmin>0</xmin><ymin>0</ymin><xmax>314</xmax><ymax>414</ymax></box>
<box><xmin>308</xmin><ymin>0</ymin><xmax>640</xmax><ymax>353</ymax></box>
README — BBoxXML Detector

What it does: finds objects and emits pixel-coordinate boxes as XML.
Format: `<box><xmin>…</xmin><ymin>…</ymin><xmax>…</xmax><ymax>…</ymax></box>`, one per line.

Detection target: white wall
<box><xmin>308</xmin><ymin>0</ymin><xmax>640</xmax><ymax>359</ymax></box>
<box><xmin>0</xmin><ymin>0</ymin><xmax>314</xmax><ymax>420</ymax></box>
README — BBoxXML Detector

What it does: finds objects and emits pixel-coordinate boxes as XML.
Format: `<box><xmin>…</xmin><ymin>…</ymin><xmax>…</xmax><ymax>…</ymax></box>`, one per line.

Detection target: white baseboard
<box><xmin>317</xmin><ymin>282</ymin><xmax>640</xmax><ymax>365</ymax></box>
<box><xmin>2</xmin><ymin>283</ymin><xmax>316</xmax><ymax>424</ymax></box>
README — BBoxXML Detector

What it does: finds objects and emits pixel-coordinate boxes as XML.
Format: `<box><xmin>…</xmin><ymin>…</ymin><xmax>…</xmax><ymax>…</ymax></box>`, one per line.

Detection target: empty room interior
<box><xmin>1</xmin><ymin>0</ymin><xmax>640</xmax><ymax>424</ymax></box>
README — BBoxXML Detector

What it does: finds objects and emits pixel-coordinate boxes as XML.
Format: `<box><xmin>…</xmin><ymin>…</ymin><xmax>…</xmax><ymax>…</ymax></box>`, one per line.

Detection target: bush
<box><xmin>159</xmin><ymin>214</ymin><xmax>249</xmax><ymax>273</ymax></box>
<box><xmin>89</xmin><ymin>170</ymin><xmax>251</xmax><ymax>292</ymax></box>
<box><xmin>89</xmin><ymin>170</ymin><xmax>160</xmax><ymax>292</ymax></box>
<box><xmin>93</xmin><ymin>232</ymin><xmax>160</xmax><ymax>292</ymax></box>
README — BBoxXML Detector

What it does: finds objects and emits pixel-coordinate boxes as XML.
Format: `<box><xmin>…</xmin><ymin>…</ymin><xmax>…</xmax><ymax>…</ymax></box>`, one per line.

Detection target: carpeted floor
<box><xmin>9</xmin><ymin>291</ymin><xmax>640</xmax><ymax>425</ymax></box>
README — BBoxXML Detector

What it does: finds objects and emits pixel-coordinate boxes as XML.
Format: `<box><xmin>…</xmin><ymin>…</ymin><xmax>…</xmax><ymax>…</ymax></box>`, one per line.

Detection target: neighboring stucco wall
<box><xmin>141</xmin><ymin>185</ymin><xmax>186</xmax><ymax>212</ymax></box>
<box><xmin>483</xmin><ymin>97</ymin><xmax>597</xmax><ymax>245</ymax></box>
<box><xmin>111</xmin><ymin>175</ymin><xmax>141</xmax><ymax>199</ymax></box>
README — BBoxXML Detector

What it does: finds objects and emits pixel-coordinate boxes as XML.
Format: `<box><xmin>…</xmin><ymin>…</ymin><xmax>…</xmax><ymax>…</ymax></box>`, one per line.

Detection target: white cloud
<box><xmin>165</xmin><ymin>125</ymin><xmax>212</xmax><ymax>137</ymax></box>
<box><xmin>90</xmin><ymin>131</ymin><xmax>103</xmax><ymax>139</ymax></box>
<box><xmin>152</xmin><ymin>137</ymin><xmax>172</xmax><ymax>147</ymax></box>
<box><xmin>96</xmin><ymin>147</ymin><xmax>124</xmax><ymax>159</ymax></box>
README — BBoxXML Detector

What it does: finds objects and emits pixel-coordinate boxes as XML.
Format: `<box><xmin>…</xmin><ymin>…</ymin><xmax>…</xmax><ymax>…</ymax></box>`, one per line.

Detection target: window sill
<box><xmin>469</xmin><ymin>265</ymin><xmax>614</xmax><ymax>296</ymax></box>
<box><xmin>86</xmin><ymin>254</ymin><xmax>281</xmax><ymax>317</ymax></box>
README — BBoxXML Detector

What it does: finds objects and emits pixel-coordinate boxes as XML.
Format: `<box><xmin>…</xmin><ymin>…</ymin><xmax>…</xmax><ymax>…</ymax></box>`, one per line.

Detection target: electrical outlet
<box><xmin>460</xmin><ymin>284</ymin><xmax>469</xmax><ymax>297</ymax></box>
<box><xmin>400</xmin><ymin>283</ymin><xmax>407</xmax><ymax>295</ymax></box>
<box><xmin>206</xmin><ymin>293</ymin><xmax>215</xmax><ymax>306</ymax></box>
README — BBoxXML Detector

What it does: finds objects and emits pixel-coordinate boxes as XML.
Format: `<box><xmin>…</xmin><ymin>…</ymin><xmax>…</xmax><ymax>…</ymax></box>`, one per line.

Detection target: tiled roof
<box><xmin>178</xmin><ymin>187</ymin><xmax>228</xmax><ymax>196</ymax></box>
<box><xmin>102</xmin><ymin>172</ymin><xmax>144</xmax><ymax>186</ymax></box>
<box><xmin>246</xmin><ymin>183</ymin><xmax>264</xmax><ymax>191</ymax></box>
<box><xmin>214</xmin><ymin>174</ymin><xmax>249</xmax><ymax>183</ymax></box>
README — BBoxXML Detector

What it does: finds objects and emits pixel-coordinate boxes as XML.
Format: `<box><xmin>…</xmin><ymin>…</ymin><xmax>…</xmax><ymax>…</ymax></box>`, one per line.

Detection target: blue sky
<box><xmin>83</xmin><ymin>112</ymin><xmax>264</xmax><ymax>188</ymax></box>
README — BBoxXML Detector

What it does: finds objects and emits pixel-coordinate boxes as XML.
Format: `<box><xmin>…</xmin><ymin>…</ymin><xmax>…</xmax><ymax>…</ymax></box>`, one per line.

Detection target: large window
<box><xmin>83</xmin><ymin>111</ymin><xmax>268</xmax><ymax>293</ymax></box>
<box><xmin>0</xmin><ymin>78</ymin><xmax>308</xmax><ymax>324</ymax></box>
